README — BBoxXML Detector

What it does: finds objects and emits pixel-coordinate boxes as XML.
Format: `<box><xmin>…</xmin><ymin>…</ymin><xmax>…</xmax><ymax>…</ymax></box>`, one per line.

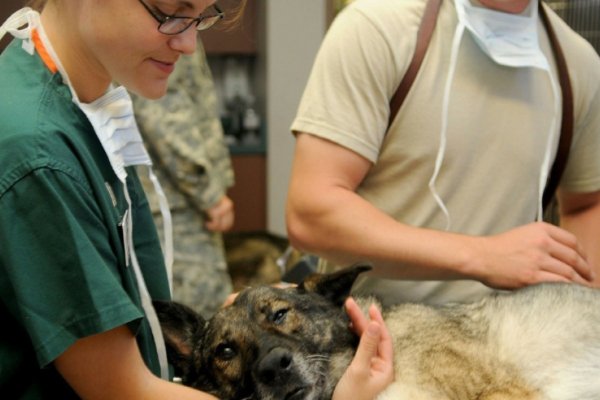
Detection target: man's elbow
<box><xmin>286</xmin><ymin>208</ymin><xmax>313</xmax><ymax>253</ymax></box>
<box><xmin>286</xmin><ymin>203</ymin><xmax>326</xmax><ymax>255</ymax></box>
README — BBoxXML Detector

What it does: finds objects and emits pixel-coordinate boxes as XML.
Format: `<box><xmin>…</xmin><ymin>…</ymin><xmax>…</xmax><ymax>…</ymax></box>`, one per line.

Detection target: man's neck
<box><xmin>476</xmin><ymin>0</ymin><xmax>531</xmax><ymax>13</ymax></box>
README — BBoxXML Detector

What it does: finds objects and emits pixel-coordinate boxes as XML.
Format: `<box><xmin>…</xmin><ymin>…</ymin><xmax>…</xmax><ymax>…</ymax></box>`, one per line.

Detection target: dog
<box><xmin>154</xmin><ymin>266</ymin><xmax>600</xmax><ymax>400</ymax></box>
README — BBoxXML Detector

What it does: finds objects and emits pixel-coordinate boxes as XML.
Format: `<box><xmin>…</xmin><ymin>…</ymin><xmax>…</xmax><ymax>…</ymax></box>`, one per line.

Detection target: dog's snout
<box><xmin>257</xmin><ymin>347</ymin><xmax>293</xmax><ymax>384</ymax></box>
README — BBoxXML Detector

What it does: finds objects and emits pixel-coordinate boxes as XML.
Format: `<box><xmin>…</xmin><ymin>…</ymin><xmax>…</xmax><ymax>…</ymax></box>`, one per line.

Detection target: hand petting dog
<box><xmin>333</xmin><ymin>298</ymin><xmax>394</xmax><ymax>400</ymax></box>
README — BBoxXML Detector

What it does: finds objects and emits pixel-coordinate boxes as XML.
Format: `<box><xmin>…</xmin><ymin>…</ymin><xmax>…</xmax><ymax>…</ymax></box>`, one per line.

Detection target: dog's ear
<box><xmin>298</xmin><ymin>264</ymin><xmax>372</xmax><ymax>306</ymax></box>
<box><xmin>153</xmin><ymin>300</ymin><xmax>206</xmax><ymax>379</ymax></box>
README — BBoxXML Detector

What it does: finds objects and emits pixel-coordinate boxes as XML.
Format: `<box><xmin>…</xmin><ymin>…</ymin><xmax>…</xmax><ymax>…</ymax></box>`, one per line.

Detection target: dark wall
<box><xmin>1</xmin><ymin>1</ymin><xmax>27</xmax><ymax>52</ymax></box>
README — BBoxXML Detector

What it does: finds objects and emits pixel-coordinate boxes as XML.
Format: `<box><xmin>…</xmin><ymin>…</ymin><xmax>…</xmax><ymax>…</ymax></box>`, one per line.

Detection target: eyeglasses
<box><xmin>138</xmin><ymin>0</ymin><xmax>224</xmax><ymax>35</ymax></box>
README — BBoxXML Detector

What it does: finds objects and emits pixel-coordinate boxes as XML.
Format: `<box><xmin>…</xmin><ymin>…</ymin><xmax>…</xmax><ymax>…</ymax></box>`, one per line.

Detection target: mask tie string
<box><xmin>148</xmin><ymin>168</ymin><xmax>174</xmax><ymax>294</ymax></box>
<box><xmin>123</xmin><ymin>184</ymin><xmax>170</xmax><ymax>380</ymax></box>
<box><xmin>429</xmin><ymin>21</ymin><xmax>465</xmax><ymax>231</ymax></box>
<box><xmin>0</xmin><ymin>7</ymin><xmax>38</xmax><ymax>54</ymax></box>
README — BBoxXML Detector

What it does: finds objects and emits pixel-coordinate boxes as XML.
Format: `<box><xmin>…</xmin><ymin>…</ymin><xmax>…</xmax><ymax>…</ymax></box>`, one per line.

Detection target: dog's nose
<box><xmin>257</xmin><ymin>347</ymin><xmax>293</xmax><ymax>385</ymax></box>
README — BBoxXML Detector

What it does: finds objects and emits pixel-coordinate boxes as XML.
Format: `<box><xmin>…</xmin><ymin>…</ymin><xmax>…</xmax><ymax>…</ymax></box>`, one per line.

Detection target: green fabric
<box><xmin>0</xmin><ymin>39</ymin><xmax>170</xmax><ymax>398</ymax></box>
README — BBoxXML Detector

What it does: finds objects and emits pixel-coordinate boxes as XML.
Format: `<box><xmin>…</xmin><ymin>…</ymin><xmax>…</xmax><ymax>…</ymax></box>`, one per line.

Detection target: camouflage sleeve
<box><xmin>132</xmin><ymin>41</ymin><xmax>235</xmax><ymax>211</ymax></box>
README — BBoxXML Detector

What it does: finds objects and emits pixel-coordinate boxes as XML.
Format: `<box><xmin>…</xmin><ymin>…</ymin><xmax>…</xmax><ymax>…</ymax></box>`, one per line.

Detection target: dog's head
<box><xmin>154</xmin><ymin>265</ymin><xmax>371</xmax><ymax>400</ymax></box>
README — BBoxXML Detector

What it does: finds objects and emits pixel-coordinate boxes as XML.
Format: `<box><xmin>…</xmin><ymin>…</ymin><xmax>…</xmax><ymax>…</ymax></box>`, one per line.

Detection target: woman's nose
<box><xmin>168</xmin><ymin>26</ymin><xmax>198</xmax><ymax>55</ymax></box>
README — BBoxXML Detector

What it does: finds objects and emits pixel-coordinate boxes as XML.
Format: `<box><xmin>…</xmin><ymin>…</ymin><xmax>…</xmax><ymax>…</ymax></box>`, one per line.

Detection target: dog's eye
<box><xmin>271</xmin><ymin>308</ymin><xmax>288</xmax><ymax>325</ymax></box>
<box><xmin>215</xmin><ymin>343</ymin><xmax>237</xmax><ymax>361</ymax></box>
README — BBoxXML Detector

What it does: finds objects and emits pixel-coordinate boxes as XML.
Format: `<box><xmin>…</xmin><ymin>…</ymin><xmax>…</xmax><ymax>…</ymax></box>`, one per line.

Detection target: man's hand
<box><xmin>471</xmin><ymin>222</ymin><xmax>595</xmax><ymax>289</ymax></box>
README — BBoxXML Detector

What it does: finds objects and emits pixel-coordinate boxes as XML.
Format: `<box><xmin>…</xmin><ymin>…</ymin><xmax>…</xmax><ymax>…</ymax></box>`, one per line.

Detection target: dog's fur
<box><xmin>155</xmin><ymin>266</ymin><xmax>600</xmax><ymax>400</ymax></box>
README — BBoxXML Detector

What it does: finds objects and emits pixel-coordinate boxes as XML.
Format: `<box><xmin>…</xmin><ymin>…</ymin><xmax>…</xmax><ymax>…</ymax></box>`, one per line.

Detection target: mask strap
<box><xmin>0</xmin><ymin>7</ymin><xmax>38</xmax><ymax>54</ymax></box>
<box><xmin>123</xmin><ymin>184</ymin><xmax>170</xmax><ymax>380</ymax></box>
<box><xmin>31</xmin><ymin>16</ymin><xmax>81</xmax><ymax>103</ymax></box>
<box><xmin>429</xmin><ymin>21</ymin><xmax>465</xmax><ymax>231</ymax></box>
<box><xmin>148</xmin><ymin>168</ymin><xmax>174</xmax><ymax>295</ymax></box>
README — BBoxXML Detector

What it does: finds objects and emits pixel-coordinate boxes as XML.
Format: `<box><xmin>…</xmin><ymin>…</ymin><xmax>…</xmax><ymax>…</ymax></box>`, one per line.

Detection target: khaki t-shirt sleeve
<box><xmin>559</xmin><ymin>39</ymin><xmax>600</xmax><ymax>193</ymax></box>
<box><xmin>291</xmin><ymin>1</ymin><xmax>419</xmax><ymax>163</ymax></box>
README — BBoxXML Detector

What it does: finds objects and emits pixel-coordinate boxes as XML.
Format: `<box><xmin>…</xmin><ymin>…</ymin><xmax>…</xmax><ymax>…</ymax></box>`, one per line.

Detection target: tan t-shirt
<box><xmin>291</xmin><ymin>0</ymin><xmax>600</xmax><ymax>305</ymax></box>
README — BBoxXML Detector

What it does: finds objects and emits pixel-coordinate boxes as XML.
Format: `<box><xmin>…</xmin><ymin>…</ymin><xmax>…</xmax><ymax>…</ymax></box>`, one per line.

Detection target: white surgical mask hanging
<box><xmin>455</xmin><ymin>0</ymin><xmax>550</xmax><ymax>70</ymax></box>
<box><xmin>430</xmin><ymin>0</ymin><xmax>560</xmax><ymax>229</ymax></box>
<box><xmin>75</xmin><ymin>86</ymin><xmax>175</xmax><ymax>283</ymax></box>
<box><xmin>1</xmin><ymin>8</ymin><xmax>173</xmax><ymax>380</ymax></box>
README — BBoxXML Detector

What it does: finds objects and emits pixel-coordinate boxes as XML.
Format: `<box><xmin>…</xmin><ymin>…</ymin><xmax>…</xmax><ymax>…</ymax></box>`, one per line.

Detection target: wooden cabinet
<box><xmin>229</xmin><ymin>154</ymin><xmax>266</xmax><ymax>232</ymax></box>
<box><xmin>200</xmin><ymin>0</ymin><xmax>258</xmax><ymax>55</ymax></box>
<box><xmin>203</xmin><ymin>1</ymin><xmax>267</xmax><ymax>232</ymax></box>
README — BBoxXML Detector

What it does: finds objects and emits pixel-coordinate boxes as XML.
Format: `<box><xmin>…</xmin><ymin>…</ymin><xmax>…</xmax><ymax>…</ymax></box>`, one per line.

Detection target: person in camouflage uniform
<box><xmin>132</xmin><ymin>41</ymin><xmax>235</xmax><ymax>319</ymax></box>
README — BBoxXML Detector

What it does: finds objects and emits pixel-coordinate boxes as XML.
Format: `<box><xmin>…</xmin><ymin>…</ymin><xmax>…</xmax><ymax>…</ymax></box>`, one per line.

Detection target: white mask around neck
<box><xmin>455</xmin><ymin>0</ymin><xmax>550</xmax><ymax>70</ymax></box>
<box><xmin>77</xmin><ymin>86</ymin><xmax>152</xmax><ymax>177</ymax></box>
<box><xmin>1</xmin><ymin>8</ymin><xmax>173</xmax><ymax>380</ymax></box>
<box><xmin>429</xmin><ymin>0</ymin><xmax>560</xmax><ymax>230</ymax></box>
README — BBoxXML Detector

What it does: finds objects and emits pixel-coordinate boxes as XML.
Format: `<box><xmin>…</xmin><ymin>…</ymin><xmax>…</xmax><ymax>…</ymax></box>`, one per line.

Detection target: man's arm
<box><xmin>286</xmin><ymin>133</ymin><xmax>594</xmax><ymax>289</ymax></box>
<box><xmin>55</xmin><ymin>325</ymin><xmax>218</xmax><ymax>400</ymax></box>
<box><xmin>558</xmin><ymin>189</ymin><xmax>600</xmax><ymax>286</ymax></box>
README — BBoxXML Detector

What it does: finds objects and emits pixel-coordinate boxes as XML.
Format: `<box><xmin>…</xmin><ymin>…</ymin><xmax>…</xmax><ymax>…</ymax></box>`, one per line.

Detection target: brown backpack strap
<box><xmin>387</xmin><ymin>0</ymin><xmax>442</xmax><ymax>128</ymax></box>
<box><xmin>539</xmin><ymin>2</ymin><xmax>574</xmax><ymax>211</ymax></box>
<box><xmin>387</xmin><ymin>0</ymin><xmax>573</xmax><ymax>213</ymax></box>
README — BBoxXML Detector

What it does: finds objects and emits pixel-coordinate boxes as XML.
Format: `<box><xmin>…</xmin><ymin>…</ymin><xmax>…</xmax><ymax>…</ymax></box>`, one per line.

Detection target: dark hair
<box><xmin>26</xmin><ymin>0</ymin><xmax>47</xmax><ymax>11</ymax></box>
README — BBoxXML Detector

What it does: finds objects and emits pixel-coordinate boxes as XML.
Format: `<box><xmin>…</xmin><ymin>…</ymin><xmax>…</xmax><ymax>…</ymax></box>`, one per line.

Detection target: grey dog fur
<box><xmin>155</xmin><ymin>266</ymin><xmax>600</xmax><ymax>400</ymax></box>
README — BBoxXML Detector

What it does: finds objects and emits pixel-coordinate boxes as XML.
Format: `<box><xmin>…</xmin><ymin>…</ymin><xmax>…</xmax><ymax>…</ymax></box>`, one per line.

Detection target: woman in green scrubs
<box><xmin>0</xmin><ymin>0</ymin><xmax>392</xmax><ymax>399</ymax></box>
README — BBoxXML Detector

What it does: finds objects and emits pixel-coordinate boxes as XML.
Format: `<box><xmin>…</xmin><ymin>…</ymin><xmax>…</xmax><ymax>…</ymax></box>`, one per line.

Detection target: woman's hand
<box><xmin>205</xmin><ymin>195</ymin><xmax>234</xmax><ymax>232</ymax></box>
<box><xmin>332</xmin><ymin>298</ymin><xmax>394</xmax><ymax>400</ymax></box>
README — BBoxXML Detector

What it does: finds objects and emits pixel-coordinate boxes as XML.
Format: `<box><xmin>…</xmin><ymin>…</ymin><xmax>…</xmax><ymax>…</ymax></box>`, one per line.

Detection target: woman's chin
<box><xmin>129</xmin><ymin>80</ymin><xmax>169</xmax><ymax>100</ymax></box>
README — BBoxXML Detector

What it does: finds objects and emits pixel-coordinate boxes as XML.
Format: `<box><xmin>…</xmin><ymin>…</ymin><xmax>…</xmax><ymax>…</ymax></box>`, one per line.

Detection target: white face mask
<box><xmin>429</xmin><ymin>0</ymin><xmax>560</xmax><ymax>229</ymax></box>
<box><xmin>77</xmin><ymin>86</ymin><xmax>152</xmax><ymax>181</ymax></box>
<box><xmin>1</xmin><ymin>8</ymin><xmax>172</xmax><ymax>380</ymax></box>
<box><xmin>454</xmin><ymin>0</ymin><xmax>550</xmax><ymax>70</ymax></box>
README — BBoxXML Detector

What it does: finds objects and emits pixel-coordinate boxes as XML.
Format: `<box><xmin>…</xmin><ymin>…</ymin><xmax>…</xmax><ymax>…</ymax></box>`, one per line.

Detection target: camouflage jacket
<box><xmin>132</xmin><ymin>41</ymin><xmax>234</xmax><ymax>215</ymax></box>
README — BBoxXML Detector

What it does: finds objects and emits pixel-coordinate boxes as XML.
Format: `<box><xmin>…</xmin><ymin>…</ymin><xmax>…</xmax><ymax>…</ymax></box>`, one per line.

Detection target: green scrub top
<box><xmin>0</xmin><ymin>38</ymin><xmax>171</xmax><ymax>398</ymax></box>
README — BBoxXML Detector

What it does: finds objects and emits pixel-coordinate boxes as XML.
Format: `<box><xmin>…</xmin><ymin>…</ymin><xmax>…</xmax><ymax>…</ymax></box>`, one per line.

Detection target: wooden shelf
<box><xmin>200</xmin><ymin>0</ymin><xmax>257</xmax><ymax>55</ymax></box>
